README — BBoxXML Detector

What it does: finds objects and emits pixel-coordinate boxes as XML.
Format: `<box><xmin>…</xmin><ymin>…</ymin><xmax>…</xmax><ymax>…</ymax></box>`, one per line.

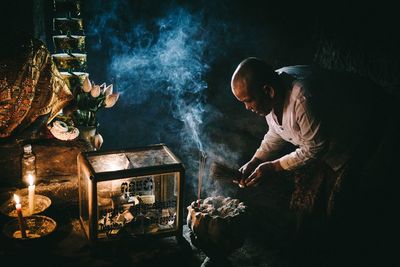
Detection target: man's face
<box><xmin>232</xmin><ymin>79</ymin><xmax>273</xmax><ymax>117</ymax></box>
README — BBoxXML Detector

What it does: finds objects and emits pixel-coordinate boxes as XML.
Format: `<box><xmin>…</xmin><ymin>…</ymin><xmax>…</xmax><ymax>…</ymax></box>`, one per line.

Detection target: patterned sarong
<box><xmin>289</xmin><ymin>160</ymin><xmax>347</xmax><ymax>229</ymax></box>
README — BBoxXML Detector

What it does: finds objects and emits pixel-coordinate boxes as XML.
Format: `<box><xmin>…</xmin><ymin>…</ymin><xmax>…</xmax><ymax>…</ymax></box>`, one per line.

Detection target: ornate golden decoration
<box><xmin>0</xmin><ymin>38</ymin><xmax>73</xmax><ymax>138</ymax></box>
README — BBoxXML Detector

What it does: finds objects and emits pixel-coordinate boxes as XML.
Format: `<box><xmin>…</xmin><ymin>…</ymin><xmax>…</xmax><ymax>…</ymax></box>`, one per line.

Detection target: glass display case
<box><xmin>77</xmin><ymin>144</ymin><xmax>184</xmax><ymax>242</ymax></box>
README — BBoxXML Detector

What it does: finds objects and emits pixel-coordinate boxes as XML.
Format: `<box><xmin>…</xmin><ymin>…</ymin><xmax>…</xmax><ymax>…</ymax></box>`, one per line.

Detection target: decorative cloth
<box><xmin>0</xmin><ymin>38</ymin><xmax>72</xmax><ymax>138</ymax></box>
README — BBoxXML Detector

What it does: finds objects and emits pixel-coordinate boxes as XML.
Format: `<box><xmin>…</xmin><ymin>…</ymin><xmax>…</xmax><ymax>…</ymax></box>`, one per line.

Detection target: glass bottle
<box><xmin>21</xmin><ymin>144</ymin><xmax>37</xmax><ymax>185</ymax></box>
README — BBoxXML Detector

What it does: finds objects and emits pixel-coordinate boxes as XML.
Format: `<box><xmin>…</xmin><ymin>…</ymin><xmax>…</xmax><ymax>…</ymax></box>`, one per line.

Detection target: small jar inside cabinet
<box><xmin>77</xmin><ymin>144</ymin><xmax>185</xmax><ymax>242</ymax></box>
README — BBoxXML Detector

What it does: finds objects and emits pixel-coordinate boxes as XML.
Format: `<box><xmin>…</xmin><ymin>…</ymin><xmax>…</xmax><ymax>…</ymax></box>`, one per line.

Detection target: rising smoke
<box><xmin>86</xmin><ymin>1</ymin><xmax>243</xmax><ymax>200</ymax></box>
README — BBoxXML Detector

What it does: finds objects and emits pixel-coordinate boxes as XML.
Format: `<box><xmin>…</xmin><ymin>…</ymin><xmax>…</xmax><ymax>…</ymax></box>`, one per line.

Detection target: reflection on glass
<box><xmin>88</xmin><ymin>153</ymin><xmax>130</xmax><ymax>173</ymax></box>
<box><xmin>88</xmin><ymin>147</ymin><xmax>178</xmax><ymax>173</ymax></box>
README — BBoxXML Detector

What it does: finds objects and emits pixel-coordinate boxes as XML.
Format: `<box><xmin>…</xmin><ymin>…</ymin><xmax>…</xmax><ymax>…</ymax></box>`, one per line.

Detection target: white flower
<box><xmin>99</xmin><ymin>83</ymin><xmax>106</xmax><ymax>93</ymax></box>
<box><xmin>104</xmin><ymin>93</ymin><xmax>120</xmax><ymax>108</ymax></box>
<box><xmin>91</xmin><ymin>84</ymin><xmax>101</xmax><ymax>97</ymax></box>
<box><xmin>104</xmin><ymin>84</ymin><xmax>113</xmax><ymax>96</ymax></box>
<box><xmin>82</xmin><ymin>75</ymin><xmax>92</xmax><ymax>92</ymax></box>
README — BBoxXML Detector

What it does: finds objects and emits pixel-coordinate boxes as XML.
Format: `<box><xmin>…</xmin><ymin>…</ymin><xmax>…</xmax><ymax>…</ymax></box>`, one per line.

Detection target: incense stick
<box><xmin>197</xmin><ymin>151</ymin><xmax>207</xmax><ymax>207</ymax></box>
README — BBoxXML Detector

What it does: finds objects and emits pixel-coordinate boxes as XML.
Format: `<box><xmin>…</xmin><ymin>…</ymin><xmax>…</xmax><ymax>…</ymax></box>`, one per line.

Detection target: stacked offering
<box><xmin>52</xmin><ymin>0</ymin><xmax>87</xmax><ymax>97</ymax></box>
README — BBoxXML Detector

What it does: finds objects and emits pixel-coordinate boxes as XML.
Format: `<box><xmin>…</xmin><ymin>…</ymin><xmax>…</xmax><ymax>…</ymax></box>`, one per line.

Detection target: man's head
<box><xmin>231</xmin><ymin>57</ymin><xmax>280</xmax><ymax>116</ymax></box>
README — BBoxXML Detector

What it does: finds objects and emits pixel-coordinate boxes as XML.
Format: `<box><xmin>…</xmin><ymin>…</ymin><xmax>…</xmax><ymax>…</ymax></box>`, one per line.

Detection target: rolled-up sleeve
<box><xmin>279</xmin><ymin>96</ymin><xmax>328</xmax><ymax>170</ymax></box>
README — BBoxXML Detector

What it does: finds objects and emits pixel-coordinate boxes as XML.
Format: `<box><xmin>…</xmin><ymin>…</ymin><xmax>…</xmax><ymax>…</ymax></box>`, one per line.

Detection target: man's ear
<box><xmin>263</xmin><ymin>85</ymin><xmax>275</xmax><ymax>98</ymax></box>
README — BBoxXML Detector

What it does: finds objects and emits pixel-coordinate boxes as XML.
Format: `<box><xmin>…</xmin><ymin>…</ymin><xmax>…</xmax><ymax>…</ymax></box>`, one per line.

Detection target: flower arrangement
<box><xmin>49</xmin><ymin>75</ymin><xmax>119</xmax><ymax>146</ymax></box>
<box><xmin>72</xmin><ymin>75</ymin><xmax>120</xmax><ymax>128</ymax></box>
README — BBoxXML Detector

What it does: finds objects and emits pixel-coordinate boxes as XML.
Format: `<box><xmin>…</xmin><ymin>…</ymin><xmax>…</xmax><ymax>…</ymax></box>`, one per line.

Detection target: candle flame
<box><xmin>14</xmin><ymin>194</ymin><xmax>20</xmax><ymax>204</ymax></box>
<box><xmin>28</xmin><ymin>174</ymin><xmax>34</xmax><ymax>186</ymax></box>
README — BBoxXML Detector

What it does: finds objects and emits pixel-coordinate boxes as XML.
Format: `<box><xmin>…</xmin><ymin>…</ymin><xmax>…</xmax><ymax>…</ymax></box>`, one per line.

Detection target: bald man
<box><xmin>231</xmin><ymin>57</ymin><xmax>378</xmax><ymax>220</ymax></box>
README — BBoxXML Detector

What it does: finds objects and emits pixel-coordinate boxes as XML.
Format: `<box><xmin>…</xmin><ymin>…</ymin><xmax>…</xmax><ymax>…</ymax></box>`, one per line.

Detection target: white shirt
<box><xmin>253</xmin><ymin>65</ymin><xmax>373</xmax><ymax>172</ymax></box>
<box><xmin>254</xmin><ymin>79</ymin><xmax>330</xmax><ymax>170</ymax></box>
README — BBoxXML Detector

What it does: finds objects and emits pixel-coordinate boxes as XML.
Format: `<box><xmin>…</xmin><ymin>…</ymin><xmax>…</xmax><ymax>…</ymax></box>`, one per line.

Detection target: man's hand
<box><xmin>239</xmin><ymin>157</ymin><xmax>262</xmax><ymax>180</ymax></box>
<box><xmin>243</xmin><ymin>160</ymin><xmax>283</xmax><ymax>187</ymax></box>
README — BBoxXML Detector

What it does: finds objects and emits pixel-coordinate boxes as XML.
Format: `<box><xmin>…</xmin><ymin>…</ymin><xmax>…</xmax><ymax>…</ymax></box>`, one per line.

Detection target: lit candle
<box><xmin>28</xmin><ymin>174</ymin><xmax>35</xmax><ymax>215</ymax></box>
<box><xmin>14</xmin><ymin>194</ymin><xmax>27</xmax><ymax>238</ymax></box>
